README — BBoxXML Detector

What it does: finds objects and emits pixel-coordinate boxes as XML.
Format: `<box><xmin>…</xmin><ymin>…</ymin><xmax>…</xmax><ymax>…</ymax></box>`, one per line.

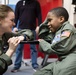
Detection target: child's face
<box><xmin>47</xmin><ymin>12</ymin><xmax>64</xmax><ymax>32</ymax></box>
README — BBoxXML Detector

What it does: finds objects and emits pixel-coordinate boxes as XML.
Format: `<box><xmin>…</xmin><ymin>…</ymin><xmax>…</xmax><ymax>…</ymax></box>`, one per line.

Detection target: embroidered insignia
<box><xmin>61</xmin><ymin>31</ymin><xmax>71</xmax><ymax>37</ymax></box>
<box><xmin>52</xmin><ymin>34</ymin><xmax>61</xmax><ymax>43</ymax></box>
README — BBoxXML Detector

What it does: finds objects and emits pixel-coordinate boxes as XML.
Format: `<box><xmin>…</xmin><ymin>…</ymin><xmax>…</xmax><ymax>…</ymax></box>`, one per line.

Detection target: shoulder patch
<box><xmin>61</xmin><ymin>31</ymin><xmax>71</xmax><ymax>37</ymax></box>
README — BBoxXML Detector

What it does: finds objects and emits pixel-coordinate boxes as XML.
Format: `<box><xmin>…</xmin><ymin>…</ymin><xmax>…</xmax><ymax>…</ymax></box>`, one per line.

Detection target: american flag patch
<box><xmin>61</xmin><ymin>31</ymin><xmax>71</xmax><ymax>37</ymax></box>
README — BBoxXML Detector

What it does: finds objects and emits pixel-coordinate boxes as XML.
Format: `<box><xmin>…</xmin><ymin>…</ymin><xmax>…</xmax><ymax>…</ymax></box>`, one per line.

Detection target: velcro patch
<box><xmin>61</xmin><ymin>31</ymin><xmax>71</xmax><ymax>37</ymax></box>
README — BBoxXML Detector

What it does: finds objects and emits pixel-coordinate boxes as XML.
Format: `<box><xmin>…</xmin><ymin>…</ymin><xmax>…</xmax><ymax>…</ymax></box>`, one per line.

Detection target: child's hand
<box><xmin>35</xmin><ymin>26</ymin><xmax>39</xmax><ymax>34</ymax></box>
<box><xmin>12</xmin><ymin>27</ymin><xmax>18</xmax><ymax>33</ymax></box>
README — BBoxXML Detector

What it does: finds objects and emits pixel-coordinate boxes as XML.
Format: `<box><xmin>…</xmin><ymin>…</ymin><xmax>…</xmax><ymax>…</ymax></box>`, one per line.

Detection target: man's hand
<box><xmin>13</xmin><ymin>27</ymin><xmax>18</xmax><ymax>33</ymax></box>
<box><xmin>35</xmin><ymin>26</ymin><xmax>39</xmax><ymax>35</ymax></box>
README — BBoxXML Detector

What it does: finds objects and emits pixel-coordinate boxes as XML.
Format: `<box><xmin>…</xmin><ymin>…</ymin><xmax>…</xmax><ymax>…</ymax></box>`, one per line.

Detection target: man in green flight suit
<box><xmin>34</xmin><ymin>7</ymin><xmax>76</xmax><ymax>75</ymax></box>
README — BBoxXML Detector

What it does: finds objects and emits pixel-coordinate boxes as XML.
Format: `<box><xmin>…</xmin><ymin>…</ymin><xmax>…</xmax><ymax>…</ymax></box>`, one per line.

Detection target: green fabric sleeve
<box><xmin>4</xmin><ymin>29</ymin><xmax>34</xmax><ymax>41</ymax></box>
<box><xmin>39</xmin><ymin>30</ymin><xmax>76</xmax><ymax>55</ymax></box>
<box><xmin>0</xmin><ymin>54</ymin><xmax>12</xmax><ymax>66</ymax></box>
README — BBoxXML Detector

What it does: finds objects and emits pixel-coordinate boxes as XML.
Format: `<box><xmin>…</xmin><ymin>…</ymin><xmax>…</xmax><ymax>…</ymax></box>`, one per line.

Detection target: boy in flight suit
<box><xmin>34</xmin><ymin>7</ymin><xmax>76</xmax><ymax>75</ymax></box>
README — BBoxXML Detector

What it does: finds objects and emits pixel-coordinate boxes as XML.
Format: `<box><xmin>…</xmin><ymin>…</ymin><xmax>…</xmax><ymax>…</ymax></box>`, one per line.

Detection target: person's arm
<box><xmin>36</xmin><ymin>1</ymin><xmax>42</xmax><ymax>25</ymax></box>
<box><xmin>0</xmin><ymin>35</ymin><xmax>25</xmax><ymax>74</ymax></box>
<box><xmin>0</xmin><ymin>28</ymin><xmax>34</xmax><ymax>74</ymax></box>
<box><xmin>35</xmin><ymin>1</ymin><xmax>42</xmax><ymax>34</ymax></box>
<box><xmin>0</xmin><ymin>54</ymin><xmax>12</xmax><ymax>75</ymax></box>
<box><xmin>38</xmin><ymin>19</ymin><xmax>50</xmax><ymax>39</ymax></box>
<box><xmin>0</xmin><ymin>37</ymin><xmax>21</xmax><ymax>74</ymax></box>
<box><xmin>4</xmin><ymin>29</ymin><xmax>34</xmax><ymax>42</ymax></box>
<box><xmin>38</xmin><ymin>30</ymin><xmax>75</xmax><ymax>54</ymax></box>
<box><xmin>14</xmin><ymin>2</ymin><xmax>19</xmax><ymax>27</ymax></box>
<box><xmin>36</xmin><ymin>15</ymin><xmax>49</xmax><ymax>36</ymax></box>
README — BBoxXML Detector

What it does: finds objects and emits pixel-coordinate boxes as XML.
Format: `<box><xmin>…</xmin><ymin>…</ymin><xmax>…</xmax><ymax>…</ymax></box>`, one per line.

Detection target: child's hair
<box><xmin>49</xmin><ymin>7</ymin><xmax>69</xmax><ymax>22</ymax></box>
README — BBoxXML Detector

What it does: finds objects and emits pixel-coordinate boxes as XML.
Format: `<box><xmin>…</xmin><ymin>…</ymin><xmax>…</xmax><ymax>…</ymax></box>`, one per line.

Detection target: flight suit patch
<box><xmin>52</xmin><ymin>34</ymin><xmax>61</xmax><ymax>43</ymax></box>
<box><xmin>61</xmin><ymin>31</ymin><xmax>71</xmax><ymax>37</ymax></box>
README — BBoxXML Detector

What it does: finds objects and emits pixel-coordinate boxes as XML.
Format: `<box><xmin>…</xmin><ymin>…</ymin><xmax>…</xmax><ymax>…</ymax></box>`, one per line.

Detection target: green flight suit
<box><xmin>0</xmin><ymin>29</ymin><xmax>34</xmax><ymax>75</ymax></box>
<box><xmin>34</xmin><ymin>21</ymin><xmax>76</xmax><ymax>75</ymax></box>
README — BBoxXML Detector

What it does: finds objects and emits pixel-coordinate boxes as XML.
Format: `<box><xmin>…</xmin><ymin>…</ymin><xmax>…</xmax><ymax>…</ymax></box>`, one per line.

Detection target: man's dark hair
<box><xmin>49</xmin><ymin>7</ymin><xmax>69</xmax><ymax>21</ymax></box>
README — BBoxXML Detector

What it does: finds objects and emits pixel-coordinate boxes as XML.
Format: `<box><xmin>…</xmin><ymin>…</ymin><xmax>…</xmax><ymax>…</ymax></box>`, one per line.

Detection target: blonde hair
<box><xmin>0</xmin><ymin>5</ymin><xmax>14</xmax><ymax>19</ymax></box>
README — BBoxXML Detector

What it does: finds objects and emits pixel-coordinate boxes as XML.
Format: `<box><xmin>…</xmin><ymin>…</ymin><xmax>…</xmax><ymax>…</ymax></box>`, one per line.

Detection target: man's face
<box><xmin>47</xmin><ymin>12</ymin><xmax>63</xmax><ymax>32</ymax></box>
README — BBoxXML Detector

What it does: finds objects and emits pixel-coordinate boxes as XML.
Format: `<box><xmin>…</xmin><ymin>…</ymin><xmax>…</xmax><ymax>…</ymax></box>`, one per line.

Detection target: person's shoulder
<box><xmin>16</xmin><ymin>0</ymin><xmax>23</xmax><ymax>7</ymax></box>
<box><xmin>62</xmin><ymin>21</ymin><xmax>76</xmax><ymax>32</ymax></box>
<box><xmin>33</xmin><ymin>0</ymin><xmax>39</xmax><ymax>3</ymax></box>
<box><xmin>16</xmin><ymin>0</ymin><xmax>23</xmax><ymax>5</ymax></box>
<box><xmin>34</xmin><ymin>0</ymin><xmax>40</xmax><ymax>6</ymax></box>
